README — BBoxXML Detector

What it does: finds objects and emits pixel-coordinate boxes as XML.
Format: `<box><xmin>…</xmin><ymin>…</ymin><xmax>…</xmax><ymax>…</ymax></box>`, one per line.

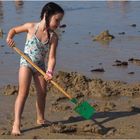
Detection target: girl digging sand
<box><xmin>6</xmin><ymin>2</ymin><xmax>64</xmax><ymax>135</ymax></box>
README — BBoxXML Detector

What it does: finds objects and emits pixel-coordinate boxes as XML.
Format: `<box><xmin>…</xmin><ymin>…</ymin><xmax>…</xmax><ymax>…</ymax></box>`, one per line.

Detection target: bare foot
<box><xmin>11</xmin><ymin>124</ymin><xmax>21</xmax><ymax>136</ymax></box>
<box><xmin>37</xmin><ymin>119</ymin><xmax>52</xmax><ymax>127</ymax></box>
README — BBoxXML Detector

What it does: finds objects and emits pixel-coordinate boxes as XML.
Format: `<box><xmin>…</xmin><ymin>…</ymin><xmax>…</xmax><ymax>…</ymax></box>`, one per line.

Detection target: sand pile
<box><xmin>2</xmin><ymin>71</ymin><xmax>140</xmax><ymax>98</ymax></box>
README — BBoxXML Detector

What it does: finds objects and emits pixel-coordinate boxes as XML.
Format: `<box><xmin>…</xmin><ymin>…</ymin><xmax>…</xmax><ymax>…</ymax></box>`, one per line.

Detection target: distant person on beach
<box><xmin>14</xmin><ymin>0</ymin><xmax>24</xmax><ymax>11</ymax></box>
<box><xmin>6</xmin><ymin>2</ymin><xmax>64</xmax><ymax>135</ymax></box>
<box><xmin>107</xmin><ymin>1</ymin><xmax>129</xmax><ymax>15</ymax></box>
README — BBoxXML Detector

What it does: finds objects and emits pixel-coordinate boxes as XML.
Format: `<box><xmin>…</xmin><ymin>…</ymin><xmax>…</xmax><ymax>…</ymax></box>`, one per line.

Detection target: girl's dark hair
<box><xmin>40</xmin><ymin>2</ymin><xmax>64</xmax><ymax>27</ymax></box>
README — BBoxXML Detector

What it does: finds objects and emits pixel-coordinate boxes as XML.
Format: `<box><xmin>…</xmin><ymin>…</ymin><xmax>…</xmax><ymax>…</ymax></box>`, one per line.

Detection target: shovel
<box><xmin>12</xmin><ymin>46</ymin><xmax>96</xmax><ymax>119</ymax></box>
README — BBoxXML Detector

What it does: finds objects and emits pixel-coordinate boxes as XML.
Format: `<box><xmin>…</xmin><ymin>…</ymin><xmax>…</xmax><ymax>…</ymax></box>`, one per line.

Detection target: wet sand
<box><xmin>1</xmin><ymin>71</ymin><xmax>140</xmax><ymax>139</ymax></box>
<box><xmin>1</xmin><ymin>1</ymin><xmax>140</xmax><ymax>139</ymax></box>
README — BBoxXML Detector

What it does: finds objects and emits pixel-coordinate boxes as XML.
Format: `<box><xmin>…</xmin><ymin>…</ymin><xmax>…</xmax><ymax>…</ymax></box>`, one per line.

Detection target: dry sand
<box><xmin>1</xmin><ymin>71</ymin><xmax>140</xmax><ymax>139</ymax></box>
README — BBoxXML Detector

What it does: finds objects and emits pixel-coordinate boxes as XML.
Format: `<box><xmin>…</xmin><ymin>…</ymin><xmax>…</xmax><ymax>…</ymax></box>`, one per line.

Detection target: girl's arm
<box><xmin>46</xmin><ymin>33</ymin><xmax>58</xmax><ymax>78</ymax></box>
<box><xmin>6</xmin><ymin>23</ymin><xmax>32</xmax><ymax>47</ymax></box>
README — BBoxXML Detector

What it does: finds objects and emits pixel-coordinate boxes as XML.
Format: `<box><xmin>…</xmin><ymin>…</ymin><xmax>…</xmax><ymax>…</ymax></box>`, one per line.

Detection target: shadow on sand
<box><xmin>22</xmin><ymin>106</ymin><xmax>140</xmax><ymax>134</ymax></box>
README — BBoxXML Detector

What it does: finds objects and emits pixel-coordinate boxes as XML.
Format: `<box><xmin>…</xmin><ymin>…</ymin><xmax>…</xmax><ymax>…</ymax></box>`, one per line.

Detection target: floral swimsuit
<box><xmin>20</xmin><ymin>23</ymin><xmax>52</xmax><ymax>73</ymax></box>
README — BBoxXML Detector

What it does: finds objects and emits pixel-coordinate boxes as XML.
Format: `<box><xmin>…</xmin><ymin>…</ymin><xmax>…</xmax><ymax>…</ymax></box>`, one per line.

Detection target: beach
<box><xmin>1</xmin><ymin>71</ymin><xmax>140</xmax><ymax>139</ymax></box>
<box><xmin>1</xmin><ymin>1</ymin><xmax>140</xmax><ymax>139</ymax></box>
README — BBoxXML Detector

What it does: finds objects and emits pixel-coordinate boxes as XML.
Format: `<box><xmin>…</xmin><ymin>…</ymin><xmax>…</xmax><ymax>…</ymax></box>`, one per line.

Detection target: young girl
<box><xmin>6</xmin><ymin>2</ymin><xmax>64</xmax><ymax>135</ymax></box>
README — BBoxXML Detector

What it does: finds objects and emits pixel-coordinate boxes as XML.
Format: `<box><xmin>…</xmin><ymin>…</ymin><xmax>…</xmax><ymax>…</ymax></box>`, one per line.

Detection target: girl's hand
<box><xmin>6</xmin><ymin>38</ymin><xmax>15</xmax><ymax>48</ymax></box>
<box><xmin>44</xmin><ymin>70</ymin><xmax>53</xmax><ymax>81</ymax></box>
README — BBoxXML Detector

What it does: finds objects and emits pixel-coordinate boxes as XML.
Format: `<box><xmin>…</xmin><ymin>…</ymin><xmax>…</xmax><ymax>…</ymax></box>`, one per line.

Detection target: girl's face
<box><xmin>49</xmin><ymin>13</ymin><xmax>64</xmax><ymax>30</ymax></box>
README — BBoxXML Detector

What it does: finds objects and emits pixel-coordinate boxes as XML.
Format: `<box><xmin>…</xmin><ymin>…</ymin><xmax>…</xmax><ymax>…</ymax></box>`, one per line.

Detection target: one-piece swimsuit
<box><xmin>20</xmin><ymin>23</ymin><xmax>51</xmax><ymax>73</ymax></box>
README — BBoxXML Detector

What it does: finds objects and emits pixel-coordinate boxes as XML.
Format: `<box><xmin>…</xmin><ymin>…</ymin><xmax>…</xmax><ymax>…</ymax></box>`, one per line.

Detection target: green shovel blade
<box><xmin>74</xmin><ymin>101</ymin><xmax>96</xmax><ymax>120</ymax></box>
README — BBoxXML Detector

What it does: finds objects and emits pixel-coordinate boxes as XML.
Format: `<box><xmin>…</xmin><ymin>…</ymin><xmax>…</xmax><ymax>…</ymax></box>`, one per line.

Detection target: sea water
<box><xmin>0</xmin><ymin>1</ymin><xmax>140</xmax><ymax>86</ymax></box>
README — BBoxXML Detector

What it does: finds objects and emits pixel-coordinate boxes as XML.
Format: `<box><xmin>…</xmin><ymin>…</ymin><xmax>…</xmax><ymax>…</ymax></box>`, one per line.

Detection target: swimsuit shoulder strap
<box><xmin>34</xmin><ymin>23</ymin><xmax>39</xmax><ymax>35</ymax></box>
<box><xmin>49</xmin><ymin>31</ymin><xmax>55</xmax><ymax>44</ymax></box>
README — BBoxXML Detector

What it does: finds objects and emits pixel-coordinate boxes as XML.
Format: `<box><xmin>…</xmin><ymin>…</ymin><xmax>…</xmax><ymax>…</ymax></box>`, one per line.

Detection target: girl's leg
<box><xmin>12</xmin><ymin>67</ymin><xmax>32</xmax><ymax>135</ymax></box>
<box><xmin>33</xmin><ymin>72</ymin><xmax>47</xmax><ymax>124</ymax></box>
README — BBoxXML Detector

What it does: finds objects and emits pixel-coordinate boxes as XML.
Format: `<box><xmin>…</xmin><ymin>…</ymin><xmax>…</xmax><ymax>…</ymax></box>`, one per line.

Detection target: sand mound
<box><xmin>2</xmin><ymin>71</ymin><xmax>140</xmax><ymax>99</ymax></box>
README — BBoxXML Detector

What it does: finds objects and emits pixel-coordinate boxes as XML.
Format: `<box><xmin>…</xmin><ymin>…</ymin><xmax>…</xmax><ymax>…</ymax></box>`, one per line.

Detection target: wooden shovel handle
<box><xmin>13</xmin><ymin>46</ymin><xmax>72</xmax><ymax>100</ymax></box>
